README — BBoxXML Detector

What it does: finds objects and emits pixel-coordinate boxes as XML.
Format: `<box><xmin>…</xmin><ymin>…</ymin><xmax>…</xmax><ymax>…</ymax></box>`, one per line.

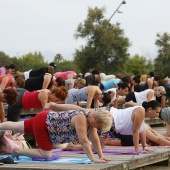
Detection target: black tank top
<box><xmin>29</xmin><ymin>67</ymin><xmax>48</xmax><ymax>77</ymax></box>
<box><xmin>25</xmin><ymin>73</ymin><xmax>53</xmax><ymax>92</ymax></box>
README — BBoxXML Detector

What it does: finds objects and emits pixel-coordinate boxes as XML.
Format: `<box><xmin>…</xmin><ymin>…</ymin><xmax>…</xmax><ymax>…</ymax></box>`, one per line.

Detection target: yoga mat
<box><xmin>52</xmin><ymin>148</ymin><xmax>144</xmax><ymax>155</ymax></box>
<box><xmin>103</xmin><ymin>150</ymin><xmax>143</xmax><ymax>155</ymax></box>
<box><xmin>53</xmin><ymin>148</ymin><xmax>84</xmax><ymax>154</ymax></box>
<box><xmin>0</xmin><ymin>155</ymin><xmax>92</xmax><ymax>164</ymax></box>
<box><xmin>32</xmin><ymin>154</ymin><xmax>61</xmax><ymax>161</ymax></box>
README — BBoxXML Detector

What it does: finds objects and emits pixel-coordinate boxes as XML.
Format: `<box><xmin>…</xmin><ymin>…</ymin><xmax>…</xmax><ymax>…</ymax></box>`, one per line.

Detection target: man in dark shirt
<box><xmin>29</xmin><ymin>62</ymin><xmax>56</xmax><ymax>77</ymax></box>
<box><xmin>16</xmin><ymin>62</ymin><xmax>57</xmax><ymax>80</ymax></box>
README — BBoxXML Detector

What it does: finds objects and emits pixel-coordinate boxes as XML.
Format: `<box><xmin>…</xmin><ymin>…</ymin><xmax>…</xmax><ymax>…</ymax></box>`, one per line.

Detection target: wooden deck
<box><xmin>2</xmin><ymin>104</ymin><xmax>170</xmax><ymax>169</ymax></box>
<box><xmin>0</xmin><ymin>126</ymin><xmax>170</xmax><ymax>170</ymax></box>
<box><xmin>1</xmin><ymin>145</ymin><xmax>170</xmax><ymax>170</ymax></box>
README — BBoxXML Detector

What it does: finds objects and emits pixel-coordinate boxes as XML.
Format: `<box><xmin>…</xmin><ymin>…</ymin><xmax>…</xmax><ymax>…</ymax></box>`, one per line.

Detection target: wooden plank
<box><xmin>1</xmin><ymin>146</ymin><xmax>170</xmax><ymax>170</ymax></box>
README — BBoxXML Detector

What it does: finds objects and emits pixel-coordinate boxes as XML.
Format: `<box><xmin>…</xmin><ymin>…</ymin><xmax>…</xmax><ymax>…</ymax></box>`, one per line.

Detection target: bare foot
<box><xmin>62</xmin><ymin>143</ymin><xmax>83</xmax><ymax>151</ymax></box>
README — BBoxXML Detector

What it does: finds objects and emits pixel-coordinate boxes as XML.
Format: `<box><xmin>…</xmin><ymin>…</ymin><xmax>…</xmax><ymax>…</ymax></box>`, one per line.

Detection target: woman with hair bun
<box><xmin>124</xmin><ymin>101</ymin><xmax>170</xmax><ymax>138</ymax></box>
<box><xmin>105</xmin><ymin>100</ymin><xmax>161</xmax><ymax>152</ymax></box>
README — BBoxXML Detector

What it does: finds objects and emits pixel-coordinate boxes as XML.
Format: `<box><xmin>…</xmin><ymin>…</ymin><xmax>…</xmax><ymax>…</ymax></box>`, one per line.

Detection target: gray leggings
<box><xmin>160</xmin><ymin>107</ymin><xmax>170</xmax><ymax>123</ymax></box>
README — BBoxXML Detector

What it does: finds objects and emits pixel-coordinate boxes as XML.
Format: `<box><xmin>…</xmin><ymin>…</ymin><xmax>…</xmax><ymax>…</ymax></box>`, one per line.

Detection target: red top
<box><xmin>0</xmin><ymin>74</ymin><xmax>13</xmax><ymax>88</ymax></box>
<box><xmin>22</xmin><ymin>91</ymin><xmax>42</xmax><ymax>109</ymax></box>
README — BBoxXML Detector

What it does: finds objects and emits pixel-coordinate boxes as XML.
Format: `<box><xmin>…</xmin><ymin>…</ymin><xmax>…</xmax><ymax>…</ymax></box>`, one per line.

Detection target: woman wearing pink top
<box><xmin>0</xmin><ymin>74</ymin><xmax>15</xmax><ymax>89</ymax></box>
<box><xmin>55</xmin><ymin>71</ymin><xmax>77</xmax><ymax>80</ymax></box>
<box><xmin>0</xmin><ymin>64</ymin><xmax>18</xmax><ymax>89</ymax></box>
<box><xmin>0</xmin><ymin>64</ymin><xmax>17</xmax><ymax>75</ymax></box>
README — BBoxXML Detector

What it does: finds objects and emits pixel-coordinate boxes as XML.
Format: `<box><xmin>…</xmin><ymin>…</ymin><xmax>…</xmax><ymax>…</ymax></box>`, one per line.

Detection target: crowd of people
<box><xmin>0</xmin><ymin>63</ymin><xmax>170</xmax><ymax>163</ymax></box>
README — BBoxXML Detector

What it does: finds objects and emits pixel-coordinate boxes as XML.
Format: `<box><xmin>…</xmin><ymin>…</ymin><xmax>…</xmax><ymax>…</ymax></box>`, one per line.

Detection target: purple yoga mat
<box><xmin>53</xmin><ymin>148</ymin><xmax>84</xmax><ymax>154</ymax></box>
<box><xmin>32</xmin><ymin>154</ymin><xmax>61</xmax><ymax>161</ymax></box>
<box><xmin>102</xmin><ymin>150</ymin><xmax>142</xmax><ymax>155</ymax></box>
<box><xmin>52</xmin><ymin>148</ymin><xmax>145</xmax><ymax>155</ymax></box>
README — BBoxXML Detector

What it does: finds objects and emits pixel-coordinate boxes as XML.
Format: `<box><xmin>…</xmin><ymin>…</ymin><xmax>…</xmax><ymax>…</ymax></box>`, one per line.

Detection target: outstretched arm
<box><xmin>123</xmin><ymin>101</ymin><xmax>140</xmax><ymax>108</ymax></box>
<box><xmin>0</xmin><ymin>102</ymin><xmax>5</xmax><ymax>122</ymax></box>
<box><xmin>44</xmin><ymin>102</ymin><xmax>83</xmax><ymax>111</ymax></box>
<box><xmin>147</xmin><ymin>91</ymin><xmax>154</xmax><ymax>102</ymax></box>
<box><xmin>89</xmin><ymin>128</ymin><xmax>110</xmax><ymax>162</ymax></box>
<box><xmin>161</xmin><ymin>95</ymin><xmax>166</xmax><ymax>108</ymax></box>
<box><xmin>0</xmin><ymin>77</ymin><xmax>9</xmax><ymax>89</ymax></box>
<box><xmin>146</xmin><ymin>128</ymin><xmax>170</xmax><ymax>146</ymax></box>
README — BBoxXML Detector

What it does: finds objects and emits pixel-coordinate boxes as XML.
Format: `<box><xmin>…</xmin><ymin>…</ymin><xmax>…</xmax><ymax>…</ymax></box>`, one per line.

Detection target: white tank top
<box><xmin>134</xmin><ymin>89</ymin><xmax>155</xmax><ymax>105</ymax></box>
<box><xmin>110</xmin><ymin>106</ymin><xmax>146</xmax><ymax>135</ymax></box>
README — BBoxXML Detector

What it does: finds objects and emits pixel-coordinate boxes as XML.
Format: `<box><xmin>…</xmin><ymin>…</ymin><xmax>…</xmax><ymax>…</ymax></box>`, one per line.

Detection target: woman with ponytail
<box><xmin>106</xmin><ymin>100</ymin><xmax>161</xmax><ymax>152</ymax></box>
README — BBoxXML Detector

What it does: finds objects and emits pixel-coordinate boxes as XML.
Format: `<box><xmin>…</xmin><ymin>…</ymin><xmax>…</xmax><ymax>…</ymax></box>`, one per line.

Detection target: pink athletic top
<box><xmin>55</xmin><ymin>71</ymin><xmax>76</xmax><ymax>80</ymax></box>
<box><xmin>22</xmin><ymin>91</ymin><xmax>42</xmax><ymax>109</ymax></box>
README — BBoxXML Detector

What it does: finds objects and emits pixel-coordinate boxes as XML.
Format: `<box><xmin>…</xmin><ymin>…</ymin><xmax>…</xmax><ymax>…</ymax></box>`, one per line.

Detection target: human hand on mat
<box><xmin>100</xmin><ymin>156</ymin><xmax>111</xmax><ymax>162</ymax></box>
<box><xmin>92</xmin><ymin>157</ymin><xmax>110</xmax><ymax>163</ymax></box>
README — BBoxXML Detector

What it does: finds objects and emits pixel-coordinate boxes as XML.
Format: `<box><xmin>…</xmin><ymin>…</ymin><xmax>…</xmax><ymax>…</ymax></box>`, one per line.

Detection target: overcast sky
<box><xmin>0</xmin><ymin>0</ymin><xmax>170</xmax><ymax>63</ymax></box>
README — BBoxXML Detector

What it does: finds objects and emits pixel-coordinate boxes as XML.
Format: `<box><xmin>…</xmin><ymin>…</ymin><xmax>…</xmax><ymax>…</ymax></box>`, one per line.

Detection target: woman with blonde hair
<box><xmin>65</xmin><ymin>77</ymin><xmax>86</xmax><ymax>90</ymax></box>
<box><xmin>44</xmin><ymin>100</ymin><xmax>161</xmax><ymax>153</ymax></box>
<box><xmin>0</xmin><ymin>109</ymin><xmax>112</xmax><ymax>163</ymax></box>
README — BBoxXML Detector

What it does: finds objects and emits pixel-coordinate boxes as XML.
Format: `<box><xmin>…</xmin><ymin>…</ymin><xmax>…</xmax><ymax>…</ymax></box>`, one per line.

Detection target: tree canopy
<box><xmin>125</xmin><ymin>54</ymin><xmax>153</xmax><ymax>75</ymax></box>
<box><xmin>154</xmin><ymin>32</ymin><xmax>170</xmax><ymax>77</ymax></box>
<box><xmin>73</xmin><ymin>7</ymin><xmax>130</xmax><ymax>74</ymax></box>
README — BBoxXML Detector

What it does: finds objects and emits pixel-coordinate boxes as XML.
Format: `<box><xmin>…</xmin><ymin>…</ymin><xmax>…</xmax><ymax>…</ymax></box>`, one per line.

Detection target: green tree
<box><xmin>125</xmin><ymin>54</ymin><xmax>153</xmax><ymax>75</ymax></box>
<box><xmin>154</xmin><ymin>32</ymin><xmax>170</xmax><ymax>77</ymax></box>
<box><xmin>73</xmin><ymin>7</ymin><xmax>130</xmax><ymax>74</ymax></box>
<box><xmin>21</xmin><ymin>51</ymin><xmax>44</xmax><ymax>63</ymax></box>
<box><xmin>54</xmin><ymin>53</ymin><xmax>64</xmax><ymax>63</ymax></box>
<box><xmin>0</xmin><ymin>51</ymin><xmax>12</xmax><ymax>67</ymax></box>
<box><xmin>56</xmin><ymin>60</ymin><xmax>80</xmax><ymax>74</ymax></box>
<box><xmin>11</xmin><ymin>51</ymin><xmax>47</xmax><ymax>72</ymax></box>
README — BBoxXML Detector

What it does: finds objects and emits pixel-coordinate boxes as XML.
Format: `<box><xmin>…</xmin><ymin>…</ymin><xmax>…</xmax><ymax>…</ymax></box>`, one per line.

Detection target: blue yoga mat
<box><xmin>0</xmin><ymin>155</ymin><xmax>93</xmax><ymax>164</ymax></box>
